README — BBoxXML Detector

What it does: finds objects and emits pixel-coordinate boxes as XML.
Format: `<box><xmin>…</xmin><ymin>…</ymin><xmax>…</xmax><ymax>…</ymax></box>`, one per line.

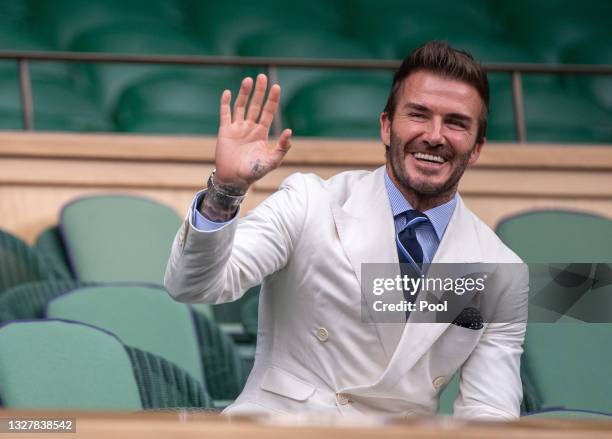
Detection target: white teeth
<box><xmin>413</xmin><ymin>152</ymin><xmax>446</xmax><ymax>163</ymax></box>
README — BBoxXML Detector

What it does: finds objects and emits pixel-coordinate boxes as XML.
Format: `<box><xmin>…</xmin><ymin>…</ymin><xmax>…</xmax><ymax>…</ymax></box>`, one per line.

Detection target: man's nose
<box><xmin>422</xmin><ymin>118</ymin><xmax>444</xmax><ymax>147</ymax></box>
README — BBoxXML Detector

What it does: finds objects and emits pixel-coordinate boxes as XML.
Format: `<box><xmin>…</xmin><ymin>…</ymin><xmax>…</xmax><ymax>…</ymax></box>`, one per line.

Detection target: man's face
<box><xmin>380</xmin><ymin>71</ymin><xmax>485</xmax><ymax>202</ymax></box>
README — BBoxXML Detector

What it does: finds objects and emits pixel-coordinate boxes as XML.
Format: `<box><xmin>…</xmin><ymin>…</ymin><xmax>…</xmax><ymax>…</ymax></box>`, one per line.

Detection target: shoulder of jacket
<box><xmin>461</xmin><ymin>202</ymin><xmax>525</xmax><ymax>264</ymax></box>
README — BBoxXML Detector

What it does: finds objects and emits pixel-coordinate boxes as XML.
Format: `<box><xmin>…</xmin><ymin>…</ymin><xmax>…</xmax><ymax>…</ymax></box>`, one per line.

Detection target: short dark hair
<box><xmin>384</xmin><ymin>40</ymin><xmax>489</xmax><ymax>143</ymax></box>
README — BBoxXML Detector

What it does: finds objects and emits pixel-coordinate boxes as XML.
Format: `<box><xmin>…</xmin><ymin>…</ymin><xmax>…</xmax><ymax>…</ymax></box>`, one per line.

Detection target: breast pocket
<box><xmin>260</xmin><ymin>366</ymin><xmax>316</xmax><ymax>402</ymax></box>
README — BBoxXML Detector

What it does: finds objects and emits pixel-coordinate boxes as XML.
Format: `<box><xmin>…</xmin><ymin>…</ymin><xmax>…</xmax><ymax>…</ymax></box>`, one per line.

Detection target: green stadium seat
<box><xmin>59</xmin><ymin>194</ymin><xmax>181</xmax><ymax>284</ymax></box>
<box><xmin>0</xmin><ymin>229</ymin><xmax>55</xmax><ymax>295</ymax></box>
<box><xmin>487</xmin><ymin>85</ymin><xmax>612</xmax><ymax>143</ymax></box>
<box><xmin>346</xmin><ymin>0</ymin><xmax>498</xmax><ymax>58</ymax></box>
<box><xmin>46</xmin><ymin>285</ymin><xmax>205</xmax><ymax>387</ymax></box>
<box><xmin>496</xmin><ymin>211</ymin><xmax>612</xmax><ymax>263</ymax></box>
<box><xmin>30</xmin><ymin>0</ymin><xmax>186</xmax><ymax>48</ymax></box>
<box><xmin>493</xmin><ymin>0</ymin><xmax>612</xmax><ymax>63</ymax></box>
<box><xmin>115</xmin><ymin>72</ymin><xmax>240</xmax><ymax>135</ymax></box>
<box><xmin>0</xmin><ymin>320</ymin><xmax>212</xmax><ymax>410</ymax></box>
<box><xmin>125</xmin><ymin>344</ymin><xmax>213</xmax><ymax>409</ymax></box>
<box><xmin>0</xmin><ymin>279</ymin><xmax>83</xmax><ymax>324</ymax></box>
<box><xmin>523</xmin><ymin>409</ymin><xmax>612</xmax><ymax>419</ymax></box>
<box><xmin>0</xmin><ymin>75</ymin><xmax>111</xmax><ymax>132</ymax></box>
<box><xmin>191</xmin><ymin>309</ymin><xmax>246</xmax><ymax>402</ymax></box>
<box><xmin>285</xmin><ymin>75</ymin><xmax>391</xmax><ymax>138</ymax></box>
<box><xmin>236</xmin><ymin>29</ymin><xmax>380</xmax><ymax>103</ymax></box>
<box><xmin>496</xmin><ymin>210</ymin><xmax>612</xmax><ymax>414</ymax></box>
<box><xmin>68</xmin><ymin>22</ymin><xmax>220</xmax><ymax>111</ymax></box>
<box><xmin>35</xmin><ymin>226</ymin><xmax>73</xmax><ymax>280</ymax></box>
<box><xmin>562</xmin><ymin>42</ymin><xmax>612</xmax><ymax>112</ymax></box>
<box><xmin>189</xmin><ymin>0</ymin><xmax>346</xmax><ymax>55</ymax></box>
<box><xmin>0</xmin><ymin>320</ymin><xmax>142</xmax><ymax>410</ymax></box>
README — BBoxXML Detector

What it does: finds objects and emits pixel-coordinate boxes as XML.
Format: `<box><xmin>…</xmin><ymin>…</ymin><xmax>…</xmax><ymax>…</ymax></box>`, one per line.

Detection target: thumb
<box><xmin>271</xmin><ymin>128</ymin><xmax>292</xmax><ymax>162</ymax></box>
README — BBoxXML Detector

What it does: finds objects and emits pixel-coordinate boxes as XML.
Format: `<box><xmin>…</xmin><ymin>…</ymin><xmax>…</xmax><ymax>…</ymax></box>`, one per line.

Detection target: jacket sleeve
<box><xmin>452</xmin><ymin>263</ymin><xmax>529</xmax><ymax>420</ymax></box>
<box><xmin>164</xmin><ymin>173</ymin><xmax>308</xmax><ymax>304</ymax></box>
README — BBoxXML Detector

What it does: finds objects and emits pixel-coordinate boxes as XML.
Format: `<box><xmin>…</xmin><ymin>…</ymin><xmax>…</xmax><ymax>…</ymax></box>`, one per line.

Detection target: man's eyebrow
<box><xmin>445</xmin><ymin>112</ymin><xmax>473</xmax><ymax>122</ymax></box>
<box><xmin>402</xmin><ymin>102</ymin><xmax>430</xmax><ymax>113</ymax></box>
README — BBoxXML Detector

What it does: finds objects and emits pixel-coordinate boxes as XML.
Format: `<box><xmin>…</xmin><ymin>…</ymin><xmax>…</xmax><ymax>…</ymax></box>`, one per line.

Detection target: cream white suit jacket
<box><xmin>165</xmin><ymin>166</ymin><xmax>528</xmax><ymax>420</ymax></box>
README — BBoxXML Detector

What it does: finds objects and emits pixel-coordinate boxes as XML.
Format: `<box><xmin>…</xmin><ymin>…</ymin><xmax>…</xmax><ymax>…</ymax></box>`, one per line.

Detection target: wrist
<box><xmin>198</xmin><ymin>170</ymin><xmax>247</xmax><ymax>222</ymax></box>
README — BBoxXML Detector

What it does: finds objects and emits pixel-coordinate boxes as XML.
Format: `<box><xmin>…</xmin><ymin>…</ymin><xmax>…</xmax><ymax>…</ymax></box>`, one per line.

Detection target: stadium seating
<box><xmin>34</xmin><ymin>226</ymin><xmax>73</xmax><ymax>280</ymax></box>
<box><xmin>115</xmin><ymin>71</ymin><xmax>240</xmax><ymax>135</ymax></box>
<box><xmin>493</xmin><ymin>0</ymin><xmax>612</xmax><ymax>63</ymax></box>
<box><xmin>29</xmin><ymin>0</ymin><xmax>187</xmax><ymax>48</ymax></box>
<box><xmin>235</xmin><ymin>29</ymin><xmax>380</xmax><ymax>104</ymax></box>
<box><xmin>0</xmin><ymin>279</ymin><xmax>84</xmax><ymax>323</ymax></box>
<box><xmin>496</xmin><ymin>210</ymin><xmax>612</xmax><ymax>414</ymax></box>
<box><xmin>487</xmin><ymin>85</ymin><xmax>612</xmax><ymax>143</ymax></box>
<box><xmin>0</xmin><ymin>230</ymin><xmax>56</xmax><ymax>295</ymax></box>
<box><xmin>188</xmin><ymin>0</ymin><xmax>346</xmax><ymax>56</ymax></box>
<box><xmin>562</xmin><ymin>41</ymin><xmax>612</xmax><ymax>112</ymax></box>
<box><xmin>46</xmin><ymin>285</ymin><xmax>205</xmax><ymax>386</ymax></box>
<box><xmin>67</xmin><ymin>21</ymin><xmax>217</xmax><ymax>111</ymax></box>
<box><xmin>59</xmin><ymin>194</ymin><xmax>181</xmax><ymax>284</ymax></box>
<box><xmin>284</xmin><ymin>75</ymin><xmax>391</xmax><ymax>137</ymax></box>
<box><xmin>0</xmin><ymin>320</ymin><xmax>142</xmax><ymax>409</ymax></box>
<box><xmin>0</xmin><ymin>320</ymin><xmax>211</xmax><ymax>409</ymax></box>
<box><xmin>345</xmin><ymin>0</ymin><xmax>499</xmax><ymax>59</ymax></box>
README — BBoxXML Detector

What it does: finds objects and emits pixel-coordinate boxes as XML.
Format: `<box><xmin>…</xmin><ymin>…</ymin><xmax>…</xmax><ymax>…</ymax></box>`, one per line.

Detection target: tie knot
<box><xmin>404</xmin><ymin>209</ymin><xmax>429</xmax><ymax>227</ymax></box>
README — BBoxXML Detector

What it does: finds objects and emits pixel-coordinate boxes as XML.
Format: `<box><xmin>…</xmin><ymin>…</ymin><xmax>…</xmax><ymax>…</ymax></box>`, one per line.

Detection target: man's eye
<box><xmin>409</xmin><ymin>113</ymin><xmax>426</xmax><ymax>119</ymax></box>
<box><xmin>448</xmin><ymin>120</ymin><xmax>467</xmax><ymax>129</ymax></box>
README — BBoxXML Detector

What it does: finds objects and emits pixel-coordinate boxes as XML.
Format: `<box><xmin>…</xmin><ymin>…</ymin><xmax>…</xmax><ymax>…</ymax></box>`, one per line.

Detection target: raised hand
<box><xmin>214</xmin><ymin>73</ymin><xmax>292</xmax><ymax>193</ymax></box>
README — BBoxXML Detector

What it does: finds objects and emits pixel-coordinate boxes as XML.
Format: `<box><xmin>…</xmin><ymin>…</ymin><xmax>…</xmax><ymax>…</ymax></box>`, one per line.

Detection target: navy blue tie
<box><xmin>397</xmin><ymin>210</ymin><xmax>429</xmax><ymax>268</ymax></box>
<box><xmin>397</xmin><ymin>210</ymin><xmax>429</xmax><ymax>319</ymax></box>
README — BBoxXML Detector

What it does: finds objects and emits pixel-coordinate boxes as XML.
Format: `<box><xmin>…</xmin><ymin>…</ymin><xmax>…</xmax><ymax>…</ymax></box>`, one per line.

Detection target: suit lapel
<box><xmin>342</xmin><ymin>196</ymin><xmax>487</xmax><ymax>395</ymax></box>
<box><xmin>330</xmin><ymin>166</ymin><xmax>405</xmax><ymax>360</ymax></box>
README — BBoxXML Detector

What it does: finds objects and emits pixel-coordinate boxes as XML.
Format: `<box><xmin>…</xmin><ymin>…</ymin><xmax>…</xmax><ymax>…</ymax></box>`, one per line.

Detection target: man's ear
<box><xmin>468</xmin><ymin>137</ymin><xmax>485</xmax><ymax>166</ymax></box>
<box><xmin>380</xmin><ymin>112</ymin><xmax>391</xmax><ymax>147</ymax></box>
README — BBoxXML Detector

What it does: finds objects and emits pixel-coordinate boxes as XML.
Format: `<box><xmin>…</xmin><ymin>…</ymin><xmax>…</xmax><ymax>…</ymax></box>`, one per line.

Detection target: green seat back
<box><xmin>68</xmin><ymin>22</ymin><xmax>218</xmax><ymax>111</ymax></box>
<box><xmin>285</xmin><ymin>75</ymin><xmax>391</xmax><ymax>138</ymax></box>
<box><xmin>488</xmin><ymin>86</ymin><xmax>612</xmax><ymax>143</ymax></box>
<box><xmin>523</xmin><ymin>409</ymin><xmax>612</xmax><ymax>419</ymax></box>
<box><xmin>60</xmin><ymin>195</ymin><xmax>181</xmax><ymax>284</ymax></box>
<box><xmin>0</xmin><ymin>279</ymin><xmax>83</xmax><ymax>323</ymax></box>
<box><xmin>0</xmin><ymin>320</ymin><xmax>142</xmax><ymax>410</ymax></box>
<box><xmin>493</xmin><ymin>0</ymin><xmax>611</xmax><ymax>63</ymax></box>
<box><xmin>562</xmin><ymin>42</ymin><xmax>612</xmax><ymax>112</ymax></box>
<box><xmin>236</xmin><ymin>30</ymin><xmax>378</xmax><ymax>103</ymax></box>
<box><xmin>125</xmin><ymin>345</ymin><xmax>212</xmax><ymax>409</ymax></box>
<box><xmin>346</xmin><ymin>0</ymin><xmax>497</xmax><ymax>58</ymax></box>
<box><xmin>522</xmin><ymin>324</ymin><xmax>612</xmax><ymax>413</ymax></box>
<box><xmin>496</xmin><ymin>211</ymin><xmax>612</xmax><ymax>264</ymax></box>
<box><xmin>191</xmin><ymin>309</ymin><xmax>245</xmax><ymax>401</ymax></box>
<box><xmin>0</xmin><ymin>229</ymin><xmax>54</xmax><ymax>294</ymax></box>
<box><xmin>0</xmin><ymin>75</ymin><xmax>110</xmax><ymax>132</ymax></box>
<box><xmin>496</xmin><ymin>210</ymin><xmax>612</xmax><ymax>413</ymax></box>
<box><xmin>35</xmin><ymin>226</ymin><xmax>73</xmax><ymax>280</ymax></box>
<box><xmin>190</xmin><ymin>0</ymin><xmax>344</xmax><ymax>55</ymax></box>
<box><xmin>30</xmin><ymin>0</ymin><xmax>185</xmax><ymax>47</ymax></box>
<box><xmin>115</xmin><ymin>72</ymin><xmax>240</xmax><ymax>135</ymax></box>
<box><xmin>46</xmin><ymin>285</ymin><xmax>204</xmax><ymax>385</ymax></box>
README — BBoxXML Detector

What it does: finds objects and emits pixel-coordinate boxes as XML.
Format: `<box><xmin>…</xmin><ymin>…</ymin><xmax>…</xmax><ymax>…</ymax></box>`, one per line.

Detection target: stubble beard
<box><xmin>388</xmin><ymin>128</ymin><xmax>474</xmax><ymax>205</ymax></box>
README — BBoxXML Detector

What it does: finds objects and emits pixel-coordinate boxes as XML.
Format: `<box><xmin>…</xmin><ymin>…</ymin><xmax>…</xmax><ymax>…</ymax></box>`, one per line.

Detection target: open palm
<box><xmin>215</xmin><ymin>74</ymin><xmax>292</xmax><ymax>191</ymax></box>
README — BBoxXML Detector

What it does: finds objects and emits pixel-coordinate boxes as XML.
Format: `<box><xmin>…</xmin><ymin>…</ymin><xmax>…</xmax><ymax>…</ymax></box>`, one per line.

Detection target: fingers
<box><xmin>246</xmin><ymin>74</ymin><xmax>267</xmax><ymax>122</ymax></box>
<box><xmin>232</xmin><ymin>77</ymin><xmax>253</xmax><ymax>122</ymax></box>
<box><xmin>219</xmin><ymin>89</ymin><xmax>231</xmax><ymax>127</ymax></box>
<box><xmin>274</xmin><ymin>128</ymin><xmax>293</xmax><ymax>157</ymax></box>
<box><xmin>259</xmin><ymin>83</ymin><xmax>281</xmax><ymax>129</ymax></box>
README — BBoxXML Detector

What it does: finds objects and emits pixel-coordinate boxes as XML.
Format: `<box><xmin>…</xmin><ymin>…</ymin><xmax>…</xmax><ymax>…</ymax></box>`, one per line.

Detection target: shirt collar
<box><xmin>384</xmin><ymin>168</ymin><xmax>457</xmax><ymax>240</ymax></box>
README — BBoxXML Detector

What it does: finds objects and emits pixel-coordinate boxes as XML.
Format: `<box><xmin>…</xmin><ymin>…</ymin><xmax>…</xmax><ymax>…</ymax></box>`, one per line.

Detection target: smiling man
<box><xmin>165</xmin><ymin>41</ymin><xmax>528</xmax><ymax>420</ymax></box>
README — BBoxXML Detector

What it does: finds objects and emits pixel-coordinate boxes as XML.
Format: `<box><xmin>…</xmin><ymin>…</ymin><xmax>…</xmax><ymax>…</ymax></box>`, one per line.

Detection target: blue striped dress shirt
<box><xmin>384</xmin><ymin>170</ymin><xmax>457</xmax><ymax>263</ymax></box>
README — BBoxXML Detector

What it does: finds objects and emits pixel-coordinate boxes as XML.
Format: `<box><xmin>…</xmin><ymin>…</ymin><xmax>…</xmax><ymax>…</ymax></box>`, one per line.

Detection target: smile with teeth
<box><xmin>412</xmin><ymin>152</ymin><xmax>447</xmax><ymax>164</ymax></box>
